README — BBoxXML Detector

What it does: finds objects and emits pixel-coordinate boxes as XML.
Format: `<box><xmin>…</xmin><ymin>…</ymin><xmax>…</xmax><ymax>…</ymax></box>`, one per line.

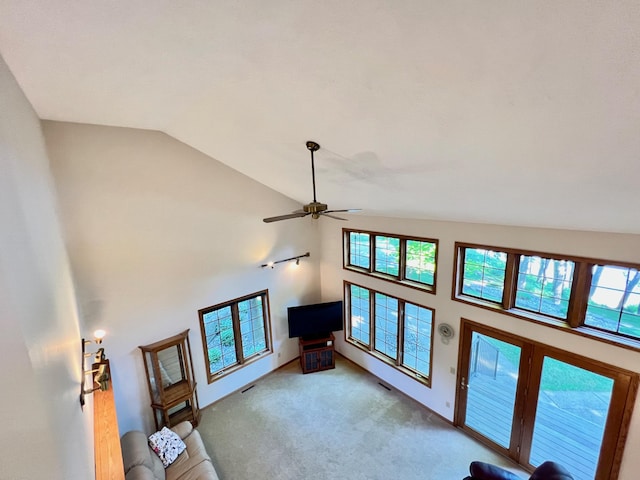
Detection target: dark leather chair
<box><xmin>463</xmin><ymin>461</ymin><xmax>574</xmax><ymax>480</ymax></box>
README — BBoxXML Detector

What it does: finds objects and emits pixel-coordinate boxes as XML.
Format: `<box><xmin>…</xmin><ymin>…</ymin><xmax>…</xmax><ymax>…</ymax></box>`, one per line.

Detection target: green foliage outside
<box><xmin>462</xmin><ymin>248</ymin><xmax>506</xmax><ymax>302</ymax></box>
<box><xmin>539</xmin><ymin>357</ymin><xmax>613</xmax><ymax>392</ymax></box>
<box><xmin>483</xmin><ymin>336</ymin><xmax>612</xmax><ymax>392</ymax></box>
<box><xmin>375</xmin><ymin>236</ymin><xmax>400</xmax><ymax>275</ymax></box>
<box><xmin>349</xmin><ymin>233</ymin><xmax>436</xmax><ymax>285</ymax></box>
<box><xmin>406</xmin><ymin>240</ymin><xmax>436</xmax><ymax>285</ymax></box>
<box><xmin>208</xmin><ymin>347</ymin><xmax>222</xmax><ymax>365</ymax></box>
<box><xmin>349</xmin><ymin>232</ymin><xmax>371</xmax><ymax>268</ymax></box>
<box><xmin>204</xmin><ymin>295</ymin><xmax>267</xmax><ymax>373</ymax></box>
<box><xmin>464</xmin><ymin>250</ymin><xmax>640</xmax><ymax>338</ymax></box>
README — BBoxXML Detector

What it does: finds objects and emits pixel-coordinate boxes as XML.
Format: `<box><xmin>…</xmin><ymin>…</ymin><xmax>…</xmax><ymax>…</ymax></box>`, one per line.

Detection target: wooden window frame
<box><xmin>453</xmin><ymin>242</ymin><xmax>640</xmax><ymax>351</ymax></box>
<box><xmin>458</xmin><ymin>246</ymin><xmax>509</xmax><ymax>304</ymax></box>
<box><xmin>346</xmin><ymin>230</ymin><xmax>372</xmax><ymax>270</ymax></box>
<box><xmin>198</xmin><ymin>290</ymin><xmax>273</xmax><ymax>383</ymax></box>
<box><xmin>512</xmin><ymin>254</ymin><xmax>576</xmax><ymax>320</ymax></box>
<box><xmin>347</xmin><ymin>283</ymin><xmax>372</xmax><ymax>348</ymax></box>
<box><xmin>344</xmin><ymin>280</ymin><xmax>435</xmax><ymax>386</ymax></box>
<box><xmin>343</xmin><ymin>228</ymin><xmax>439</xmax><ymax>294</ymax></box>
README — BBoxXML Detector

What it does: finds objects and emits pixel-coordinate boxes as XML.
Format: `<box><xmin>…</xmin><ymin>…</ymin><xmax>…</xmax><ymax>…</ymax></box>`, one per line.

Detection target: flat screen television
<box><xmin>288</xmin><ymin>300</ymin><xmax>344</xmax><ymax>339</ymax></box>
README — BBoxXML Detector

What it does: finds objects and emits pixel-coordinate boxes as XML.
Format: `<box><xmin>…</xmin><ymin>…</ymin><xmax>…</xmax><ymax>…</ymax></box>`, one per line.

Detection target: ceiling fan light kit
<box><xmin>262</xmin><ymin>141</ymin><xmax>361</xmax><ymax>223</ymax></box>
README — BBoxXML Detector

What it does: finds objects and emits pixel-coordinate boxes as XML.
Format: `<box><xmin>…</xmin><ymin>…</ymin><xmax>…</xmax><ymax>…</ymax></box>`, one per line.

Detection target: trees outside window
<box><xmin>405</xmin><ymin>240</ymin><xmax>436</xmax><ymax>285</ymax></box>
<box><xmin>344</xmin><ymin>229</ymin><xmax>438</xmax><ymax>292</ymax></box>
<box><xmin>374</xmin><ymin>292</ymin><xmax>399</xmax><ymax>359</ymax></box>
<box><xmin>461</xmin><ymin>247</ymin><xmax>507</xmax><ymax>303</ymax></box>
<box><xmin>349</xmin><ymin>284</ymin><xmax>370</xmax><ymax>345</ymax></box>
<box><xmin>455</xmin><ymin>243</ymin><xmax>640</xmax><ymax>345</ymax></box>
<box><xmin>515</xmin><ymin>256</ymin><xmax>574</xmax><ymax>319</ymax></box>
<box><xmin>402</xmin><ymin>303</ymin><xmax>433</xmax><ymax>378</ymax></box>
<box><xmin>586</xmin><ymin>265</ymin><xmax>640</xmax><ymax>338</ymax></box>
<box><xmin>345</xmin><ymin>281</ymin><xmax>434</xmax><ymax>385</ymax></box>
<box><xmin>198</xmin><ymin>290</ymin><xmax>272</xmax><ymax>382</ymax></box>
<box><xmin>349</xmin><ymin>231</ymin><xmax>370</xmax><ymax>269</ymax></box>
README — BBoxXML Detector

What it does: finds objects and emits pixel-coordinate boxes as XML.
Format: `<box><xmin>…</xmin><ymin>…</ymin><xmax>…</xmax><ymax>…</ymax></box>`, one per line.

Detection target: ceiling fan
<box><xmin>263</xmin><ymin>141</ymin><xmax>361</xmax><ymax>223</ymax></box>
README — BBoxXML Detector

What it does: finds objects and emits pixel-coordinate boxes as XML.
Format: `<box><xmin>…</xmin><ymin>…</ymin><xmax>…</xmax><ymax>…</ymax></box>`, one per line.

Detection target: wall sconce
<box><xmin>260</xmin><ymin>252</ymin><xmax>310</xmax><ymax>269</ymax></box>
<box><xmin>80</xmin><ymin>329</ymin><xmax>111</xmax><ymax>408</ymax></box>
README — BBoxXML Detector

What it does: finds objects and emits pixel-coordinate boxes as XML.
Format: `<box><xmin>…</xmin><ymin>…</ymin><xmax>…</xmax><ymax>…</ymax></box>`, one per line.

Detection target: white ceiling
<box><xmin>1</xmin><ymin>1</ymin><xmax>639</xmax><ymax>233</ymax></box>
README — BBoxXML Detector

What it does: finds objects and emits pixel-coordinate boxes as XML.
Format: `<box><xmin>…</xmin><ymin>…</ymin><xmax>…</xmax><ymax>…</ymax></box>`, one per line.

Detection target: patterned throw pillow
<box><xmin>148</xmin><ymin>427</ymin><xmax>187</xmax><ymax>467</ymax></box>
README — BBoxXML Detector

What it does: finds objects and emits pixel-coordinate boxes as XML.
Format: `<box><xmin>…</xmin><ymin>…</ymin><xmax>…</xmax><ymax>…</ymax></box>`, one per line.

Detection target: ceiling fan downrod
<box><xmin>306</xmin><ymin>140</ymin><xmax>320</xmax><ymax>203</ymax></box>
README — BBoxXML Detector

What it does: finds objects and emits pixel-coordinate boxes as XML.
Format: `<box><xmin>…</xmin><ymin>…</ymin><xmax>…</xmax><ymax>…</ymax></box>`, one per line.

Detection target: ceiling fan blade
<box><xmin>323</xmin><ymin>208</ymin><xmax>362</xmax><ymax>214</ymax></box>
<box><xmin>262</xmin><ymin>212</ymin><xmax>310</xmax><ymax>223</ymax></box>
<box><xmin>320</xmin><ymin>213</ymin><xmax>348</xmax><ymax>221</ymax></box>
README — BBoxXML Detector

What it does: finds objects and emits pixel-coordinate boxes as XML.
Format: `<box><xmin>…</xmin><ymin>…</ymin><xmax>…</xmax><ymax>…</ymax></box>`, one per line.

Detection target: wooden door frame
<box><xmin>454</xmin><ymin>319</ymin><xmax>533</xmax><ymax>461</ymax></box>
<box><xmin>454</xmin><ymin>318</ymin><xmax>638</xmax><ymax>480</ymax></box>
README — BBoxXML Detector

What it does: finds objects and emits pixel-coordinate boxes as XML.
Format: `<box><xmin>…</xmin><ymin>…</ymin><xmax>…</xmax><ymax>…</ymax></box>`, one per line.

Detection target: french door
<box><xmin>455</xmin><ymin>320</ymin><xmax>636</xmax><ymax>480</ymax></box>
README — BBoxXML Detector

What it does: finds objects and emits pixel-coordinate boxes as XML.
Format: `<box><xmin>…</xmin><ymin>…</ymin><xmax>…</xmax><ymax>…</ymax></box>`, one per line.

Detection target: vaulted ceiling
<box><xmin>1</xmin><ymin>1</ymin><xmax>638</xmax><ymax>233</ymax></box>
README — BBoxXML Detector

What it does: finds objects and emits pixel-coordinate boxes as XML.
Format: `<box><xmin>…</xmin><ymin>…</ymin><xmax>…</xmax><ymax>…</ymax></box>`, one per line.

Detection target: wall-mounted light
<box><xmin>260</xmin><ymin>252</ymin><xmax>310</xmax><ymax>269</ymax></box>
<box><xmin>80</xmin><ymin>329</ymin><xmax>111</xmax><ymax>409</ymax></box>
<box><xmin>93</xmin><ymin>329</ymin><xmax>106</xmax><ymax>344</ymax></box>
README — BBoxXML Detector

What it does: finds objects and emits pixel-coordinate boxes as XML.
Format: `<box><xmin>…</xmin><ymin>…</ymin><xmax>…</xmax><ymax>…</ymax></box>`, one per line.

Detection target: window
<box><xmin>454</xmin><ymin>243</ymin><xmax>640</xmax><ymax>347</ymax></box>
<box><xmin>349</xmin><ymin>284</ymin><xmax>371</xmax><ymax>346</ymax></box>
<box><xmin>374</xmin><ymin>292</ymin><xmax>399</xmax><ymax>359</ymax></box>
<box><xmin>461</xmin><ymin>247</ymin><xmax>507</xmax><ymax>303</ymax></box>
<box><xmin>198</xmin><ymin>290</ymin><xmax>272</xmax><ymax>382</ymax></box>
<box><xmin>515</xmin><ymin>256</ymin><xmax>574</xmax><ymax>319</ymax></box>
<box><xmin>349</xmin><ymin>231</ymin><xmax>370</xmax><ymax>269</ymax></box>
<box><xmin>586</xmin><ymin>265</ymin><xmax>640</xmax><ymax>339</ymax></box>
<box><xmin>345</xmin><ymin>281</ymin><xmax>434</xmax><ymax>385</ymax></box>
<box><xmin>402</xmin><ymin>303</ymin><xmax>433</xmax><ymax>378</ymax></box>
<box><xmin>344</xmin><ymin>229</ymin><xmax>438</xmax><ymax>292</ymax></box>
<box><xmin>374</xmin><ymin>236</ymin><xmax>400</xmax><ymax>276</ymax></box>
<box><xmin>405</xmin><ymin>239</ymin><xmax>436</xmax><ymax>285</ymax></box>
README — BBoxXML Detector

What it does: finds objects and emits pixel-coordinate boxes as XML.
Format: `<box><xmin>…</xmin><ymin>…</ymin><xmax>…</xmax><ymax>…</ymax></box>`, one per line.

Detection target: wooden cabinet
<box><xmin>299</xmin><ymin>333</ymin><xmax>335</xmax><ymax>374</ymax></box>
<box><xmin>139</xmin><ymin>330</ymin><xmax>200</xmax><ymax>430</ymax></box>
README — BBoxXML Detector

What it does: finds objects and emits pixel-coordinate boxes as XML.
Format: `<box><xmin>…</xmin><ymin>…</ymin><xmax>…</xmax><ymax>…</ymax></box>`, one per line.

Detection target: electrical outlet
<box><xmin>446</xmin><ymin>401</ymin><xmax>451</xmax><ymax>408</ymax></box>
<box><xmin>450</xmin><ymin>367</ymin><xmax>455</xmax><ymax>375</ymax></box>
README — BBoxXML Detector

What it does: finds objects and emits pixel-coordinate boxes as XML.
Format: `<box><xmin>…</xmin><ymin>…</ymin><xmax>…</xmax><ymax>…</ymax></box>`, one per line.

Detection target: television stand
<box><xmin>298</xmin><ymin>333</ymin><xmax>335</xmax><ymax>374</ymax></box>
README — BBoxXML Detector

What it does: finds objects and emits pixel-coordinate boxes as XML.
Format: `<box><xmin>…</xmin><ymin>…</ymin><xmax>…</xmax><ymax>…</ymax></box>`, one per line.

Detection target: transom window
<box><xmin>405</xmin><ymin>239</ymin><xmax>437</xmax><ymax>285</ymax></box>
<box><xmin>349</xmin><ymin>231</ymin><xmax>370</xmax><ymax>269</ymax></box>
<box><xmin>461</xmin><ymin>247</ymin><xmax>507</xmax><ymax>303</ymax></box>
<box><xmin>586</xmin><ymin>265</ymin><xmax>640</xmax><ymax>338</ymax></box>
<box><xmin>375</xmin><ymin>236</ymin><xmax>400</xmax><ymax>276</ymax></box>
<box><xmin>454</xmin><ymin>243</ymin><xmax>640</xmax><ymax>346</ymax></box>
<box><xmin>344</xmin><ymin>281</ymin><xmax>434</xmax><ymax>385</ymax></box>
<box><xmin>514</xmin><ymin>256</ymin><xmax>574</xmax><ymax>319</ymax></box>
<box><xmin>198</xmin><ymin>290</ymin><xmax>272</xmax><ymax>382</ymax></box>
<box><xmin>344</xmin><ymin>229</ymin><xmax>438</xmax><ymax>293</ymax></box>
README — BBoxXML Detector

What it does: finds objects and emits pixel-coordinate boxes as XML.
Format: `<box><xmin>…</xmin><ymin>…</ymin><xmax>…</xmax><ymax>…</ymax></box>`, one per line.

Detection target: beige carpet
<box><xmin>197</xmin><ymin>355</ymin><xmax>527</xmax><ymax>479</ymax></box>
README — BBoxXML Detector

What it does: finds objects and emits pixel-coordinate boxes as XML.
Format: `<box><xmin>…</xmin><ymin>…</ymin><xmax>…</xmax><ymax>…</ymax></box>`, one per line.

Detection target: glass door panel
<box><xmin>529</xmin><ymin>357</ymin><xmax>613</xmax><ymax>480</ymax></box>
<box><xmin>465</xmin><ymin>332</ymin><xmax>521</xmax><ymax>448</ymax></box>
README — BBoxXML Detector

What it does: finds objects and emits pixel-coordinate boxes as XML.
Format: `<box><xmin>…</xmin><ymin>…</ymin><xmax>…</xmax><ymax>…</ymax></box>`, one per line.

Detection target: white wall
<box><xmin>319</xmin><ymin>215</ymin><xmax>640</xmax><ymax>480</ymax></box>
<box><xmin>0</xmin><ymin>58</ymin><xmax>93</xmax><ymax>478</ymax></box>
<box><xmin>43</xmin><ymin>121</ymin><xmax>322</xmax><ymax>434</ymax></box>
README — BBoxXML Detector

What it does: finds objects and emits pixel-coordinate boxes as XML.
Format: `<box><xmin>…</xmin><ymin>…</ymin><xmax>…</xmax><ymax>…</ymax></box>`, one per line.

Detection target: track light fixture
<box><xmin>260</xmin><ymin>252</ymin><xmax>310</xmax><ymax>269</ymax></box>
